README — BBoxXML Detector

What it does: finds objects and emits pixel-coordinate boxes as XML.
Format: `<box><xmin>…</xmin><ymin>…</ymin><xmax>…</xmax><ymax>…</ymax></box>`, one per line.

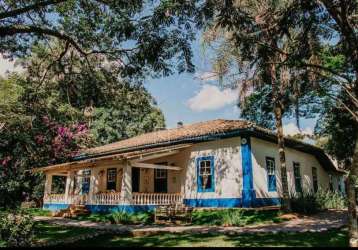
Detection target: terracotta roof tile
<box><xmin>83</xmin><ymin>119</ymin><xmax>255</xmax><ymax>155</ymax></box>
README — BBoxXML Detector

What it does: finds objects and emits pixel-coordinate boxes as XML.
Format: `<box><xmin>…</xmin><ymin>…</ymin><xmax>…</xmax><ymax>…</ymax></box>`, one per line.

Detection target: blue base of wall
<box><xmin>43</xmin><ymin>203</ymin><xmax>157</xmax><ymax>213</ymax></box>
<box><xmin>183</xmin><ymin>198</ymin><xmax>242</xmax><ymax>207</ymax></box>
<box><xmin>85</xmin><ymin>205</ymin><xmax>157</xmax><ymax>214</ymax></box>
<box><xmin>43</xmin><ymin>198</ymin><xmax>281</xmax><ymax>213</ymax></box>
<box><xmin>43</xmin><ymin>203</ymin><xmax>69</xmax><ymax>211</ymax></box>
<box><xmin>183</xmin><ymin>197</ymin><xmax>281</xmax><ymax>208</ymax></box>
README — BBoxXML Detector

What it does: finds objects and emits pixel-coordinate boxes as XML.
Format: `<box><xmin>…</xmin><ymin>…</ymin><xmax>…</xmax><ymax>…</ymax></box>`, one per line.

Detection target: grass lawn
<box><xmin>33</xmin><ymin>222</ymin><xmax>96</xmax><ymax>244</ymax></box>
<box><xmin>191</xmin><ymin>209</ymin><xmax>287</xmax><ymax>226</ymax></box>
<box><xmin>71</xmin><ymin>228</ymin><xmax>349</xmax><ymax>247</ymax></box>
<box><xmin>0</xmin><ymin>222</ymin><xmax>97</xmax><ymax>247</ymax></box>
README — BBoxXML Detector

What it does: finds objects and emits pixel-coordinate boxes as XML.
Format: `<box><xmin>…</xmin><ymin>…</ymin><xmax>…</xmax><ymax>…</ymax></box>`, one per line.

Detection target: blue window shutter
<box><xmin>266</xmin><ymin>157</ymin><xmax>276</xmax><ymax>192</ymax></box>
<box><xmin>196</xmin><ymin>156</ymin><xmax>215</xmax><ymax>192</ymax></box>
<box><xmin>268</xmin><ymin>175</ymin><xmax>276</xmax><ymax>191</ymax></box>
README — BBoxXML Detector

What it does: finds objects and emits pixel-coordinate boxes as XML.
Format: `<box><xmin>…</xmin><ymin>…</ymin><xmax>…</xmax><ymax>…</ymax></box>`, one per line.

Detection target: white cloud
<box><xmin>187</xmin><ymin>85</ymin><xmax>238</xmax><ymax>112</ymax></box>
<box><xmin>283</xmin><ymin>122</ymin><xmax>313</xmax><ymax>136</ymax></box>
<box><xmin>0</xmin><ymin>55</ymin><xmax>23</xmax><ymax>76</ymax></box>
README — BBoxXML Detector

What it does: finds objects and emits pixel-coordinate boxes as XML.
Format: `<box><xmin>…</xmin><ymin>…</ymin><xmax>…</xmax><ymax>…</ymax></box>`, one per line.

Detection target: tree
<box><xmin>199</xmin><ymin>0</ymin><xmax>316</xmax><ymax>210</ymax></box>
<box><xmin>0</xmin><ymin>42</ymin><xmax>166</xmax><ymax>207</ymax></box>
<box><xmin>0</xmin><ymin>0</ymin><xmax>197</xmax><ymax>80</ymax></box>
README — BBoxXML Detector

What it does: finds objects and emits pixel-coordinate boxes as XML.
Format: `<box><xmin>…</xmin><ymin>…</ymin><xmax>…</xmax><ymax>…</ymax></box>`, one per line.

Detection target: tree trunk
<box><xmin>274</xmin><ymin>100</ymin><xmax>291</xmax><ymax>211</ymax></box>
<box><xmin>348</xmin><ymin>132</ymin><xmax>358</xmax><ymax>247</ymax></box>
<box><xmin>271</xmin><ymin>62</ymin><xmax>291</xmax><ymax>211</ymax></box>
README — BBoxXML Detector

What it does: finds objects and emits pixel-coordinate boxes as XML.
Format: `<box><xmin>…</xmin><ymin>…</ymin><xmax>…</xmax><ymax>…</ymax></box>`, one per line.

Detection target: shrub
<box><xmin>0</xmin><ymin>210</ymin><xmax>35</xmax><ymax>247</ymax></box>
<box><xmin>290</xmin><ymin>188</ymin><xmax>347</xmax><ymax>215</ymax></box>
<box><xmin>222</xmin><ymin>209</ymin><xmax>246</xmax><ymax>226</ymax></box>
<box><xmin>315</xmin><ymin>188</ymin><xmax>347</xmax><ymax>210</ymax></box>
<box><xmin>110</xmin><ymin>211</ymin><xmax>132</xmax><ymax>225</ymax></box>
<box><xmin>290</xmin><ymin>191</ymin><xmax>320</xmax><ymax>215</ymax></box>
<box><xmin>110</xmin><ymin>211</ymin><xmax>154</xmax><ymax>225</ymax></box>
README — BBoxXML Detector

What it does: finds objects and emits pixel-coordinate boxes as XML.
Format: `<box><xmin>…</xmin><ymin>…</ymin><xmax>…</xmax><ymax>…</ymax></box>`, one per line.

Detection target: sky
<box><xmin>0</xmin><ymin>38</ymin><xmax>316</xmax><ymax>137</ymax></box>
<box><xmin>143</xmin><ymin>36</ymin><xmax>317</xmax><ymax>135</ymax></box>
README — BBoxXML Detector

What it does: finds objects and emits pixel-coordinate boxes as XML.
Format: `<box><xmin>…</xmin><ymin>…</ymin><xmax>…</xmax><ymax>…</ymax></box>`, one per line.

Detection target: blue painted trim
<box><xmin>43</xmin><ymin>203</ymin><xmax>69</xmax><ymax>211</ymax></box>
<box><xmin>196</xmin><ymin>155</ymin><xmax>215</xmax><ymax>193</ymax></box>
<box><xmin>43</xmin><ymin>203</ymin><xmax>157</xmax><ymax>213</ymax></box>
<box><xmin>241</xmin><ymin>136</ymin><xmax>256</xmax><ymax>207</ymax></box>
<box><xmin>85</xmin><ymin>205</ymin><xmax>157</xmax><ymax>214</ymax></box>
<box><xmin>183</xmin><ymin>198</ymin><xmax>281</xmax><ymax>208</ymax></box>
<box><xmin>266</xmin><ymin>157</ymin><xmax>277</xmax><ymax>192</ymax></box>
<box><xmin>184</xmin><ymin>198</ymin><xmax>241</xmax><ymax>207</ymax></box>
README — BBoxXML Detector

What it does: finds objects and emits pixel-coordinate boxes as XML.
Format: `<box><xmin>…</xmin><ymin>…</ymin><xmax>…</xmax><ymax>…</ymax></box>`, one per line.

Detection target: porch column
<box><xmin>44</xmin><ymin>173</ymin><xmax>53</xmax><ymax>195</ymax></box>
<box><xmin>121</xmin><ymin>161</ymin><xmax>132</xmax><ymax>204</ymax></box>
<box><xmin>64</xmin><ymin>171</ymin><xmax>74</xmax><ymax>204</ymax></box>
<box><xmin>89</xmin><ymin>168</ymin><xmax>99</xmax><ymax>204</ymax></box>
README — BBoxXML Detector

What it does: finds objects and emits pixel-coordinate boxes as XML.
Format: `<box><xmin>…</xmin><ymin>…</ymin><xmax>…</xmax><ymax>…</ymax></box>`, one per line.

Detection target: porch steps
<box><xmin>52</xmin><ymin>204</ymin><xmax>90</xmax><ymax>218</ymax></box>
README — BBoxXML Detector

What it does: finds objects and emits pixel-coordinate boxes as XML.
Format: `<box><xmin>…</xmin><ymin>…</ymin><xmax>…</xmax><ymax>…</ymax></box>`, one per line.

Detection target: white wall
<box><xmin>183</xmin><ymin>137</ymin><xmax>243</xmax><ymax>200</ymax></box>
<box><xmin>250</xmin><ymin>137</ymin><xmax>336</xmax><ymax>198</ymax></box>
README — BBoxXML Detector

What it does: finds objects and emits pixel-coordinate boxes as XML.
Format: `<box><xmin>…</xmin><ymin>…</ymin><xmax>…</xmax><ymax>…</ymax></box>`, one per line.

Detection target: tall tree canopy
<box><xmin>0</xmin><ymin>43</ymin><xmax>165</xmax><ymax>208</ymax></box>
<box><xmin>0</xmin><ymin>0</ymin><xmax>197</xmax><ymax>79</ymax></box>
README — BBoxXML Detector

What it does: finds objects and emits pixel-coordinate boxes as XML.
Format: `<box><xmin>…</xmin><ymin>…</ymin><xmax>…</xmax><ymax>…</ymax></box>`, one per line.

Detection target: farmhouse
<box><xmin>33</xmin><ymin>119</ymin><xmax>345</xmax><ymax>213</ymax></box>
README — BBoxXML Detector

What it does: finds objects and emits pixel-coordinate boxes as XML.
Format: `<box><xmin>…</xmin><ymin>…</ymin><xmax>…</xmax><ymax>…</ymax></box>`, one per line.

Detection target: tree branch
<box><xmin>0</xmin><ymin>0</ymin><xmax>68</xmax><ymax>20</ymax></box>
<box><xmin>0</xmin><ymin>25</ymin><xmax>86</xmax><ymax>56</ymax></box>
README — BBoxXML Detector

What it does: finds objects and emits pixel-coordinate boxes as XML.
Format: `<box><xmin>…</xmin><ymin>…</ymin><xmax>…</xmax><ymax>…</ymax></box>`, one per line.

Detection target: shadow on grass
<box><xmin>70</xmin><ymin>228</ymin><xmax>348</xmax><ymax>247</ymax></box>
<box><xmin>33</xmin><ymin>222</ymin><xmax>96</xmax><ymax>243</ymax></box>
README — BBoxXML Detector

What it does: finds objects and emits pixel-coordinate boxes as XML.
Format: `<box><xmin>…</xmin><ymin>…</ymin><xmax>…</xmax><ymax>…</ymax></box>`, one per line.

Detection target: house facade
<box><xmin>33</xmin><ymin>119</ymin><xmax>345</xmax><ymax>213</ymax></box>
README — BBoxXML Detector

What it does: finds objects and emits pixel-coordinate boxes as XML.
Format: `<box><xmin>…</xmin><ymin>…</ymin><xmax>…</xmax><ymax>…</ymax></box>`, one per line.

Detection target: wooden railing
<box><xmin>68</xmin><ymin>194</ymin><xmax>88</xmax><ymax>205</ymax></box>
<box><xmin>93</xmin><ymin>192</ymin><xmax>122</xmax><ymax>205</ymax></box>
<box><xmin>44</xmin><ymin>193</ymin><xmax>66</xmax><ymax>204</ymax></box>
<box><xmin>132</xmin><ymin>192</ymin><xmax>182</xmax><ymax>205</ymax></box>
<box><xmin>44</xmin><ymin>192</ymin><xmax>183</xmax><ymax>205</ymax></box>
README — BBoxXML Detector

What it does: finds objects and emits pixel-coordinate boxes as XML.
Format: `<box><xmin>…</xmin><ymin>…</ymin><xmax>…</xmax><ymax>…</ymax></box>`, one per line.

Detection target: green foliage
<box><xmin>109</xmin><ymin>211</ymin><xmax>154</xmax><ymax>225</ymax></box>
<box><xmin>0</xmin><ymin>210</ymin><xmax>35</xmax><ymax>247</ymax></box>
<box><xmin>0</xmin><ymin>43</ymin><xmax>166</xmax><ymax>208</ymax></box>
<box><xmin>0</xmin><ymin>1</ymin><xmax>197</xmax><ymax>79</ymax></box>
<box><xmin>23</xmin><ymin>208</ymin><xmax>52</xmax><ymax>217</ymax></box>
<box><xmin>315</xmin><ymin>188</ymin><xmax>347</xmax><ymax>210</ymax></box>
<box><xmin>191</xmin><ymin>209</ymin><xmax>285</xmax><ymax>226</ymax></box>
<box><xmin>290</xmin><ymin>188</ymin><xmax>346</xmax><ymax>215</ymax></box>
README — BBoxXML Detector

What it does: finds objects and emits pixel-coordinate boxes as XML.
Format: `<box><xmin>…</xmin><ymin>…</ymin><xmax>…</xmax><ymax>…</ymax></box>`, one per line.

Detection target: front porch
<box><xmin>40</xmin><ymin>145</ymin><xmax>190</xmax><ymax>213</ymax></box>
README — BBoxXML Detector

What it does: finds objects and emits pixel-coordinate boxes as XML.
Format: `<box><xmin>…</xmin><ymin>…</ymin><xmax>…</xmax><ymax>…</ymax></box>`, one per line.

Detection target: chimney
<box><xmin>177</xmin><ymin>121</ymin><xmax>183</xmax><ymax>128</ymax></box>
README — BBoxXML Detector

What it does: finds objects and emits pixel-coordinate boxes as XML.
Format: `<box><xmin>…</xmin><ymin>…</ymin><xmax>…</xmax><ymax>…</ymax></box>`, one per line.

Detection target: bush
<box><xmin>222</xmin><ymin>209</ymin><xmax>246</xmax><ymax>226</ymax></box>
<box><xmin>290</xmin><ymin>191</ymin><xmax>320</xmax><ymax>215</ymax></box>
<box><xmin>110</xmin><ymin>211</ymin><xmax>132</xmax><ymax>225</ymax></box>
<box><xmin>290</xmin><ymin>188</ymin><xmax>347</xmax><ymax>215</ymax></box>
<box><xmin>109</xmin><ymin>211</ymin><xmax>154</xmax><ymax>225</ymax></box>
<box><xmin>0</xmin><ymin>210</ymin><xmax>35</xmax><ymax>247</ymax></box>
<box><xmin>315</xmin><ymin>188</ymin><xmax>347</xmax><ymax>210</ymax></box>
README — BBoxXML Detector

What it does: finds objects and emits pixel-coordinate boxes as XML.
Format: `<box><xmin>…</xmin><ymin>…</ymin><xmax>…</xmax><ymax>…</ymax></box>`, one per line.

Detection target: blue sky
<box><xmin>144</xmin><ymin>37</ymin><xmax>317</xmax><ymax>135</ymax></box>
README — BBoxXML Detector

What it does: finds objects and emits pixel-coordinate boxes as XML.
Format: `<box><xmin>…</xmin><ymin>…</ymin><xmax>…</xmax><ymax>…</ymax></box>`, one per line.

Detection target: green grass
<box><xmin>72</xmin><ymin>228</ymin><xmax>349</xmax><ymax>247</ymax></box>
<box><xmin>0</xmin><ymin>222</ymin><xmax>96</xmax><ymax>247</ymax></box>
<box><xmin>191</xmin><ymin>209</ymin><xmax>286</xmax><ymax>226</ymax></box>
<box><xmin>24</xmin><ymin>208</ymin><xmax>52</xmax><ymax>217</ymax></box>
<box><xmin>33</xmin><ymin>222</ymin><xmax>96</xmax><ymax>244</ymax></box>
<box><xmin>73</xmin><ymin>209</ymin><xmax>285</xmax><ymax>226</ymax></box>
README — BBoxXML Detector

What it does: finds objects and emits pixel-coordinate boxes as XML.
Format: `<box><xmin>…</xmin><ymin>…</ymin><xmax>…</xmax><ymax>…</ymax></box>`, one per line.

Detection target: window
<box><xmin>266</xmin><ymin>157</ymin><xmax>276</xmax><ymax>192</ymax></box>
<box><xmin>155</xmin><ymin>169</ymin><xmax>167</xmax><ymax>179</ymax></box>
<box><xmin>154</xmin><ymin>168</ymin><xmax>168</xmax><ymax>193</ymax></box>
<box><xmin>81</xmin><ymin>170</ymin><xmax>91</xmax><ymax>194</ymax></box>
<box><xmin>197</xmin><ymin>156</ymin><xmax>215</xmax><ymax>192</ymax></box>
<box><xmin>107</xmin><ymin>168</ymin><xmax>117</xmax><ymax>190</ymax></box>
<box><xmin>329</xmin><ymin>174</ymin><xmax>333</xmax><ymax>191</ymax></box>
<box><xmin>312</xmin><ymin>167</ymin><xmax>318</xmax><ymax>193</ymax></box>
<box><xmin>293</xmin><ymin>162</ymin><xmax>302</xmax><ymax>193</ymax></box>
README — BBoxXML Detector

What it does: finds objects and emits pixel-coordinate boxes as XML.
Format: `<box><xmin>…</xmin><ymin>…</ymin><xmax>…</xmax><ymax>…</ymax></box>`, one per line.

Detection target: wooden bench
<box><xmin>154</xmin><ymin>204</ymin><xmax>193</xmax><ymax>224</ymax></box>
